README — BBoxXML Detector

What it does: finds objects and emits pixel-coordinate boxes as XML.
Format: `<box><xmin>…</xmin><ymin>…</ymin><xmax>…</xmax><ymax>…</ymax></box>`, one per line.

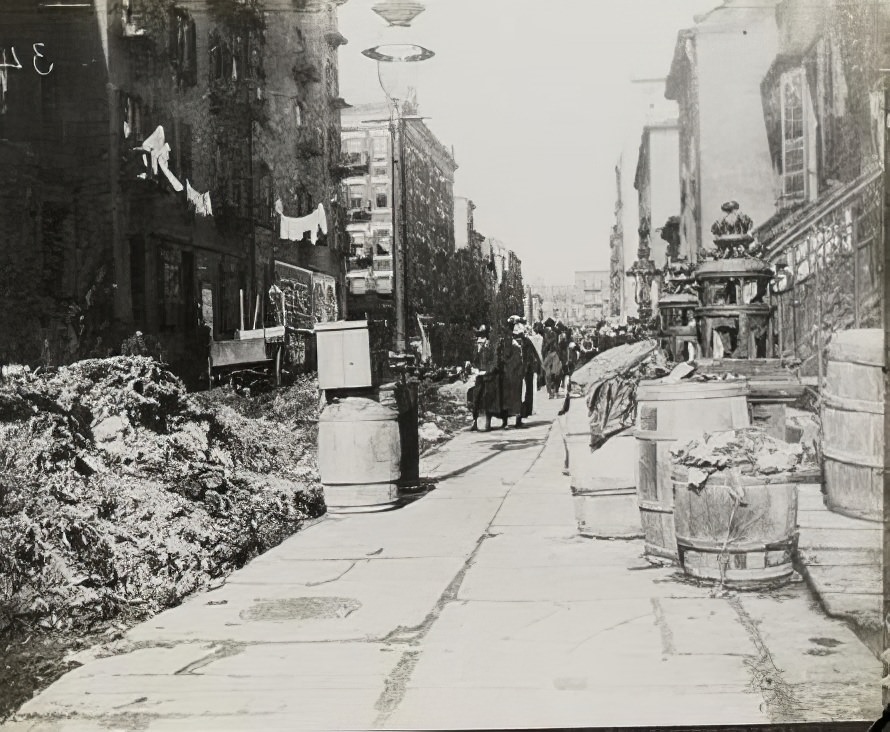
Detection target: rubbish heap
<box><xmin>0</xmin><ymin>356</ymin><xmax>324</xmax><ymax>637</ymax></box>
<box><xmin>671</xmin><ymin>427</ymin><xmax>816</xmax><ymax>490</ymax></box>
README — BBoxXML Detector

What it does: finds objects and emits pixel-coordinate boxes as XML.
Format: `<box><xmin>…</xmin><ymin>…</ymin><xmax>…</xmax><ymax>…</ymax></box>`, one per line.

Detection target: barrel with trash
<box><xmin>820</xmin><ymin>328</ymin><xmax>884</xmax><ymax>522</ymax></box>
<box><xmin>635</xmin><ymin>378</ymin><xmax>750</xmax><ymax>564</ymax></box>
<box><xmin>670</xmin><ymin>428</ymin><xmax>815</xmax><ymax>589</ymax></box>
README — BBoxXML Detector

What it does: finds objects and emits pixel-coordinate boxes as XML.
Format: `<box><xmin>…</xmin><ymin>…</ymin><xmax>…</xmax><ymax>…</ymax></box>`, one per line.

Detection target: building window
<box><xmin>344</xmin><ymin>137</ymin><xmax>364</xmax><ymax>154</ymax></box>
<box><xmin>158</xmin><ymin>246</ymin><xmax>184</xmax><ymax>331</ymax></box>
<box><xmin>375</xmin><ymin>186</ymin><xmax>388</xmax><ymax>209</ymax></box>
<box><xmin>120</xmin><ymin>92</ymin><xmax>143</xmax><ymax>141</ymax></box>
<box><xmin>349</xmin><ymin>186</ymin><xmax>364</xmax><ymax>210</ymax></box>
<box><xmin>0</xmin><ymin>49</ymin><xmax>10</xmax><ymax>116</ymax></box>
<box><xmin>372</xmin><ymin>136</ymin><xmax>388</xmax><ymax>159</ymax></box>
<box><xmin>373</xmin><ymin>164</ymin><xmax>388</xmax><ymax>178</ymax></box>
<box><xmin>172</xmin><ymin>120</ymin><xmax>192</xmax><ymax>182</ymax></box>
<box><xmin>780</xmin><ymin>68</ymin><xmax>808</xmax><ymax>202</ymax></box>
<box><xmin>209</xmin><ymin>31</ymin><xmax>249</xmax><ymax>83</ymax></box>
<box><xmin>170</xmin><ymin>8</ymin><xmax>197</xmax><ymax>87</ymax></box>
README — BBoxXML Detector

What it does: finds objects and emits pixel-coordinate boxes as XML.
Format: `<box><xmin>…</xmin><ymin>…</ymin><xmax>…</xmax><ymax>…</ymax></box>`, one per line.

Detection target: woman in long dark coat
<box><xmin>542</xmin><ymin>332</ymin><xmax>563</xmax><ymax>399</ymax></box>
<box><xmin>498</xmin><ymin>326</ymin><xmax>525</xmax><ymax>428</ymax></box>
<box><xmin>470</xmin><ymin>325</ymin><xmax>499</xmax><ymax>431</ymax></box>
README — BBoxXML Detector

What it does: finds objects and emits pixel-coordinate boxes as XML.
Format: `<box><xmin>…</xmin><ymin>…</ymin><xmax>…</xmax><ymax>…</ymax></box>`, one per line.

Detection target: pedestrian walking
<box><xmin>556</xmin><ymin>329</ymin><xmax>570</xmax><ymax>394</ymax></box>
<box><xmin>520</xmin><ymin>320</ymin><xmax>543</xmax><ymax>421</ymax></box>
<box><xmin>469</xmin><ymin>324</ymin><xmax>500</xmax><ymax>431</ymax></box>
<box><xmin>498</xmin><ymin>318</ymin><xmax>525</xmax><ymax>428</ymax></box>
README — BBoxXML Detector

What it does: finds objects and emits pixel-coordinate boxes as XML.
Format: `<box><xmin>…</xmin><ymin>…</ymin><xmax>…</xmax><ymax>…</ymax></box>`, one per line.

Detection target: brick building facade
<box><xmin>0</xmin><ymin>0</ymin><xmax>349</xmax><ymax>384</ymax></box>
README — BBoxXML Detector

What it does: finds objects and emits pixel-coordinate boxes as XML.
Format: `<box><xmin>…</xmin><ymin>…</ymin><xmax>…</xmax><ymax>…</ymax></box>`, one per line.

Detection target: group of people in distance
<box><xmin>467</xmin><ymin>315</ymin><xmax>581</xmax><ymax>432</ymax></box>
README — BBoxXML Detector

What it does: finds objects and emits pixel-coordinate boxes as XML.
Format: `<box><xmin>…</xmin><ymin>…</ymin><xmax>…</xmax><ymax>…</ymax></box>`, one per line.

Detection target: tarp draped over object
<box><xmin>574</xmin><ymin>340</ymin><xmax>668</xmax><ymax>449</ymax></box>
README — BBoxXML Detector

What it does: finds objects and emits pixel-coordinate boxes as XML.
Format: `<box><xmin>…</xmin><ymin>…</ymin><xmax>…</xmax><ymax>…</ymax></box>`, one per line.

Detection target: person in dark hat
<box><xmin>498</xmin><ymin>321</ymin><xmax>525</xmax><ymax>428</ymax></box>
<box><xmin>469</xmin><ymin>324</ymin><xmax>499</xmax><ymax>431</ymax></box>
<box><xmin>519</xmin><ymin>322</ymin><xmax>542</xmax><ymax>422</ymax></box>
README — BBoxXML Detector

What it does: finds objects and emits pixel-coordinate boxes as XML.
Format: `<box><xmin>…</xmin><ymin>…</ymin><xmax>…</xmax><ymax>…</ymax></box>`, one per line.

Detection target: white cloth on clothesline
<box><xmin>186</xmin><ymin>180</ymin><xmax>213</xmax><ymax>216</ymax></box>
<box><xmin>138</xmin><ymin>125</ymin><xmax>183</xmax><ymax>192</ymax></box>
<box><xmin>279</xmin><ymin>203</ymin><xmax>329</xmax><ymax>245</ymax></box>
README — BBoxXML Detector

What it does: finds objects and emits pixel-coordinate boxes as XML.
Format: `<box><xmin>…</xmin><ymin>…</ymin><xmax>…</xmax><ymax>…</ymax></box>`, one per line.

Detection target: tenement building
<box><xmin>0</xmin><ymin>0</ymin><xmax>350</xmax><ymax>384</ymax></box>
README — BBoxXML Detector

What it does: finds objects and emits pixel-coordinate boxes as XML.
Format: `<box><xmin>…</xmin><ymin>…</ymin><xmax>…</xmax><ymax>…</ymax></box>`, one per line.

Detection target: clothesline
<box><xmin>135</xmin><ymin>125</ymin><xmax>331</xmax><ymax>234</ymax></box>
<box><xmin>276</xmin><ymin>198</ymin><xmax>328</xmax><ymax>245</ymax></box>
<box><xmin>136</xmin><ymin>125</ymin><xmax>213</xmax><ymax>216</ymax></box>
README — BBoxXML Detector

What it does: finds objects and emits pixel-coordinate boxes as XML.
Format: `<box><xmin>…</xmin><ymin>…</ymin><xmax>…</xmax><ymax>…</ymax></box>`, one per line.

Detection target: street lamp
<box><xmin>362</xmin><ymin>40</ymin><xmax>435</xmax><ymax>354</ymax></box>
<box><xmin>371</xmin><ymin>1</ymin><xmax>427</xmax><ymax>27</ymax></box>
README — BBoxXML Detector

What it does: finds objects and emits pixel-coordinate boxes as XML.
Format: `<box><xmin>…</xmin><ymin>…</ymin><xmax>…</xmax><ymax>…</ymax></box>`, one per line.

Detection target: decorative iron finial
<box><xmin>706</xmin><ymin>201</ymin><xmax>762</xmax><ymax>259</ymax></box>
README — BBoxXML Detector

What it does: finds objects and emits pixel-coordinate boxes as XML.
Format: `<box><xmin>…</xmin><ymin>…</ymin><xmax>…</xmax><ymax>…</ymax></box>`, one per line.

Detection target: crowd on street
<box><xmin>465</xmin><ymin>315</ymin><xmax>646</xmax><ymax>431</ymax></box>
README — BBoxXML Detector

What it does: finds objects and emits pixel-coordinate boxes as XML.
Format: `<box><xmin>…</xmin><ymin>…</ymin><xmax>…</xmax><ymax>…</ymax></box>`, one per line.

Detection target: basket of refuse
<box><xmin>670</xmin><ymin>428</ymin><xmax>816</xmax><ymax>590</ymax></box>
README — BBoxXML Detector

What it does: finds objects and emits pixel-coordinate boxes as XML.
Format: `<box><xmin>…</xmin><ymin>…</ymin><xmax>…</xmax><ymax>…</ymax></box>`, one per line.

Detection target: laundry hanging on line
<box><xmin>186</xmin><ymin>179</ymin><xmax>213</xmax><ymax>217</ymax></box>
<box><xmin>137</xmin><ymin>125</ymin><xmax>183</xmax><ymax>192</ymax></box>
<box><xmin>279</xmin><ymin>203</ymin><xmax>328</xmax><ymax>245</ymax></box>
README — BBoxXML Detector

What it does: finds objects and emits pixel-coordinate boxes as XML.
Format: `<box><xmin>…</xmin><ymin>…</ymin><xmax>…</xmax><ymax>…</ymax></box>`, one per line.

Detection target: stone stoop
<box><xmin>795</xmin><ymin>483</ymin><xmax>883</xmax><ymax>659</ymax></box>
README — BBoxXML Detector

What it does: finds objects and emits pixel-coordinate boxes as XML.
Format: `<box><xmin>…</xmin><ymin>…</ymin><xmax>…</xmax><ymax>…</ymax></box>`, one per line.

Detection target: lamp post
<box><xmin>362</xmin><ymin>42</ymin><xmax>434</xmax><ymax>354</ymax></box>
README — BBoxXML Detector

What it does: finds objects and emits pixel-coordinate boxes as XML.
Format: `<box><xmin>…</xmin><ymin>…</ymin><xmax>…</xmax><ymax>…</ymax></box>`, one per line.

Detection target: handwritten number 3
<box><xmin>33</xmin><ymin>44</ymin><xmax>53</xmax><ymax>76</ymax></box>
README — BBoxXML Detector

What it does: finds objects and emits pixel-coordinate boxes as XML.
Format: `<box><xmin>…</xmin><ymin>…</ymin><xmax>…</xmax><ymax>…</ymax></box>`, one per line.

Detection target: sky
<box><xmin>337</xmin><ymin>0</ymin><xmax>720</xmax><ymax>286</ymax></box>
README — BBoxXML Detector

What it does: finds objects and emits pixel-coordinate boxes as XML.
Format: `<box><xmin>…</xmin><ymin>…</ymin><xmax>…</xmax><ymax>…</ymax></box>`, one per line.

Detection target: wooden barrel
<box><xmin>635</xmin><ymin>381</ymin><xmax>750</xmax><ymax>564</ymax></box>
<box><xmin>318</xmin><ymin>397</ymin><xmax>401</xmax><ymax>513</ymax></box>
<box><xmin>821</xmin><ymin>329</ymin><xmax>884</xmax><ymax>522</ymax></box>
<box><xmin>671</xmin><ymin>465</ymin><xmax>798</xmax><ymax>589</ymax></box>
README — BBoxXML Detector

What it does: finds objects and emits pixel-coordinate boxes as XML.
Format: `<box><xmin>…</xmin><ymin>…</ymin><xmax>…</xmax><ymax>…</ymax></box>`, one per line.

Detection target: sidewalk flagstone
<box><xmin>9</xmin><ymin>396</ymin><xmax>882</xmax><ymax>731</ymax></box>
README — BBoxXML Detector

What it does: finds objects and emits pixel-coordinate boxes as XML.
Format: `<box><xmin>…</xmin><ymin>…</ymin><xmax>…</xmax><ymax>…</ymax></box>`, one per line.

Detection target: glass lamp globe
<box><xmin>362</xmin><ymin>44</ymin><xmax>434</xmax><ymax>108</ymax></box>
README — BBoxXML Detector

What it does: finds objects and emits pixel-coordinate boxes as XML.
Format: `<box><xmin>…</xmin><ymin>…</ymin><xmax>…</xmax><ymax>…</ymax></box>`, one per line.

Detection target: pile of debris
<box><xmin>417</xmin><ymin>377</ymin><xmax>473</xmax><ymax>453</ymax></box>
<box><xmin>0</xmin><ymin>357</ymin><xmax>324</xmax><ymax>641</ymax></box>
<box><xmin>671</xmin><ymin>427</ymin><xmax>817</xmax><ymax>489</ymax></box>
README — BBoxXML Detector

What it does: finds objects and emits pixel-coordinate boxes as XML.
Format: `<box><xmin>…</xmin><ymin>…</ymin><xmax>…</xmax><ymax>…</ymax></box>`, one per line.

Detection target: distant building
<box><xmin>631</xmin><ymin>116</ymin><xmax>681</xmax><ymax>312</ymax></box>
<box><xmin>574</xmin><ymin>270</ymin><xmax>611</xmax><ymax>324</ymax></box>
<box><xmin>340</xmin><ymin>102</ymin><xmax>395</xmax><ymax>314</ymax></box>
<box><xmin>665</xmin><ymin>0</ymin><xmax>781</xmax><ymax>260</ymax></box>
<box><xmin>613</xmin><ymin>78</ymin><xmax>679</xmax><ymax>320</ymax></box>
<box><xmin>453</xmin><ymin>196</ymin><xmax>474</xmax><ymax>250</ymax></box>
<box><xmin>339</xmin><ymin>101</ymin><xmax>458</xmax><ymax>340</ymax></box>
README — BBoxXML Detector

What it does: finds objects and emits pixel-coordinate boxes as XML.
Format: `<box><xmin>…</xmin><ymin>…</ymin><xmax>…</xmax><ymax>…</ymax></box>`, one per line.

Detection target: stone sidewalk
<box><xmin>5</xmin><ymin>397</ymin><xmax>882</xmax><ymax>730</ymax></box>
